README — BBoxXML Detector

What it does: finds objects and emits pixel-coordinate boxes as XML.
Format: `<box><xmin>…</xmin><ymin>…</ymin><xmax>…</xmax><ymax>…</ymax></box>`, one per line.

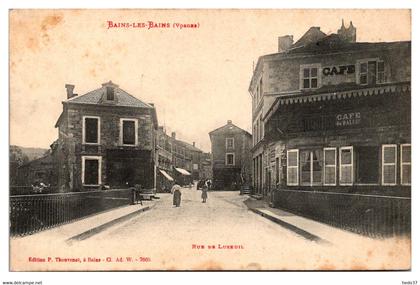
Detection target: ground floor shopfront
<box><xmin>260</xmin><ymin>83</ymin><xmax>411</xmax><ymax>236</ymax></box>
<box><xmin>263</xmin><ymin>83</ymin><xmax>411</xmax><ymax>196</ymax></box>
<box><xmin>284</xmin><ymin>131</ymin><xmax>411</xmax><ymax>195</ymax></box>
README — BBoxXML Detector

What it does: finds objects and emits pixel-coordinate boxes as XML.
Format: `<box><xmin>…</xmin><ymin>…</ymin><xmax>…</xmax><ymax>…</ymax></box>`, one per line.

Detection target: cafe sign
<box><xmin>323</xmin><ymin>64</ymin><xmax>355</xmax><ymax>76</ymax></box>
<box><xmin>336</xmin><ymin>112</ymin><xmax>361</xmax><ymax>127</ymax></box>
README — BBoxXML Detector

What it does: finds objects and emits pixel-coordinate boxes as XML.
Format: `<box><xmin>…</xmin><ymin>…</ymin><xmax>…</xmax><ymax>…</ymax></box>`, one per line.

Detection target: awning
<box><xmin>175</xmin><ymin>168</ymin><xmax>191</xmax><ymax>176</ymax></box>
<box><xmin>263</xmin><ymin>83</ymin><xmax>411</xmax><ymax>122</ymax></box>
<box><xmin>159</xmin><ymin>169</ymin><xmax>174</xmax><ymax>181</ymax></box>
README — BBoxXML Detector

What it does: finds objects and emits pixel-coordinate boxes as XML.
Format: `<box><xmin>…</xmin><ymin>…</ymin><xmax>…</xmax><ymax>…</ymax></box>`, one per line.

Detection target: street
<box><xmin>10</xmin><ymin>187</ymin><xmax>410</xmax><ymax>271</ymax></box>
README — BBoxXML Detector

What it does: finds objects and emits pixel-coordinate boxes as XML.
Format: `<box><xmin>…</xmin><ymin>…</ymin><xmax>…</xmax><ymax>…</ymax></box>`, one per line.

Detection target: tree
<box><xmin>10</xmin><ymin>146</ymin><xmax>29</xmax><ymax>185</ymax></box>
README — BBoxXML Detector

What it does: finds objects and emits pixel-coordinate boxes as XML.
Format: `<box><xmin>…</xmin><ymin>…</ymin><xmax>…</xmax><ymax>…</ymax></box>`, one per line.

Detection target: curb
<box><xmin>66</xmin><ymin>205</ymin><xmax>152</xmax><ymax>244</ymax></box>
<box><xmin>248</xmin><ymin>208</ymin><xmax>330</xmax><ymax>244</ymax></box>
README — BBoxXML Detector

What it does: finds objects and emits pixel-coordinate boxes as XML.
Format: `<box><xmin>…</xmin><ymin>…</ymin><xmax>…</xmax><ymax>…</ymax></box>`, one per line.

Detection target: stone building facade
<box><xmin>55</xmin><ymin>81</ymin><xmax>158</xmax><ymax>192</ymax></box>
<box><xmin>249</xmin><ymin>21</ymin><xmax>411</xmax><ymax>198</ymax></box>
<box><xmin>209</xmin><ymin>120</ymin><xmax>252</xmax><ymax>190</ymax></box>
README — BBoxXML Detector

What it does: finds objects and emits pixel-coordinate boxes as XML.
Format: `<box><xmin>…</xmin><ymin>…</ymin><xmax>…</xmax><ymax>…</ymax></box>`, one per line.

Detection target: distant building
<box><xmin>156</xmin><ymin>126</ymin><xmax>174</xmax><ymax>192</ymax></box>
<box><xmin>156</xmin><ymin>128</ymin><xmax>206</xmax><ymax>188</ymax></box>
<box><xmin>12</xmin><ymin>142</ymin><xmax>59</xmax><ymax>194</ymax></box>
<box><xmin>209</xmin><ymin>120</ymin><xmax>252</xmax><ymax>190</ymax></box>
<box><xmin>200</xmin><ymin>152</ymin><xmax>212</xmax><ymax>181</ymax></box>
<box><xmin>54</xmin><ymin>81</ymin><xmax>158</xmax><ymax>192</ymax></box>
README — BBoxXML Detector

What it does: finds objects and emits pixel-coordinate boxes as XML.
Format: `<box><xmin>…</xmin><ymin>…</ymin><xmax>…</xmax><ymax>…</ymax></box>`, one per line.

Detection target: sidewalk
<box><xmin>244</xmin><ymin>197</ymin><xmax>368</xmax><ymax>245</ymax></box>
<box><xmin>11</xmin><ymin>199</ymin><xmax>157</xmax><ymax>244</ymax></box>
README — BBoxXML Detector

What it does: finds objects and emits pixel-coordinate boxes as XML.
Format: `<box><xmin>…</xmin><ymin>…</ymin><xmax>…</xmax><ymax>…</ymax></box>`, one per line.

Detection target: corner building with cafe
<box><xmin>249</xmin><ymin>22</ymin><xmax>411</xmax><ymax>236</ymax></box>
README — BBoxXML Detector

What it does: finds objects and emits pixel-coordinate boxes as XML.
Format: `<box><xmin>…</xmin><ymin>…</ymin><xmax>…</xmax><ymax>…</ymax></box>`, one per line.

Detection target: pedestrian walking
<box><xmin>171</xmin><ymin>184</ymin><xmax>182</xmax><ymax>207</ymax></box>
<box><xmin>201</xmin><ymin>180</ymin><xmax>209</xmax><ymax>203</ymax></box>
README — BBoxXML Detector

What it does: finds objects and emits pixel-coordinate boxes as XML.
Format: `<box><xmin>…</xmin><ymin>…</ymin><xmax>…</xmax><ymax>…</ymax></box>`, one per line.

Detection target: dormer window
<box><xmin>106</xmin><ymin>87</ymin><xmax>115</xmax><ymax>101</ymax></box>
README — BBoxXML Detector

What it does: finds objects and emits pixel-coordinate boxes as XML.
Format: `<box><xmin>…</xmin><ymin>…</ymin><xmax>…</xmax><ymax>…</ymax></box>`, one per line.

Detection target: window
<box><xmin>355</xmin><ymin>146</ymin><xmax>379</xmax><ymax>184</ymax></box>
<box><xmin>106</xmin><ymin>87</ymin><xmax>115</xmax><ymax>100</ymax></box>
<box><xmin>83</xmin><ymin>116</ymin><xmax>100</xmax><ymax>144</ymax></box>
<box><xmin>300</xmin><ymin>150</ymin><xmax>323</xmax><ymax>186</ymax></box>
<box><xmin>339</xmin><ymin>146</ymin><xmax>353</xmax><ymax>185</ymax></box>
<box><xmin>382</xmin><ymin>145</ymin><xmax>397</xmax><ymax>185</ymax></box>
<box><xmin>324</xmin><ymin>148</ymin><xmax>337</xmax><ymax>186</ymax></box>
<box><xmin>300</xmin><ymin>64</ymin><xmax>320</xmax><ymax>89</ymax></box>
<box><xmin>377</xmin><ymin>61</ymin><xmax>385</xmax><ymax>84</ymax></box>
<box><xmin>401</xmin><ymin>144</ymin><xmax>411</xmax><ymax>185</ymax></box>
<box><xmin>287</xmin><ymin>149</ymin><xmax>299</xmax><ymax>186</ymax></box>
<box><xmin>82</xmin><ymin>156</ymin><xmax>102</xmax><ymax>185</ymax></box>
<box><xmin>226</xmin><ymin>138</ymin><xmax>234</xmax><ymax>149</ymax></box>
<box><xmin>359</xmin><ymin>62</ymin><xmax>368</xmax><ymax>85</ymax></box>
<box><xmin>120</xmin><ymin>118</ymin><xmax>138</xmax><ymax>146</ymax></box>
<box><xmin>226</xmin><ymin>153</ymin><xmax>235</xmax><ymax>166</ymax></box>
<box><xmin>358</xmin><ymin>59</ymin><xmax>385</xmax><ymax>85</ymax></box>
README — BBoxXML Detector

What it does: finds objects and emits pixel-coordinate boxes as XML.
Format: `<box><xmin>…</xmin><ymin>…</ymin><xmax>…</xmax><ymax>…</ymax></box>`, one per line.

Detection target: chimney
<box><xmin>171</xmin><ymin>132</ymin><xmax>176</xmax><ymax>139</ymax></box>
<box><xmin>227</xmin><ymin>120</ymin><xmax>232</xmax><ymax>124</ymax></box>
<box><xmin>193</xmin><ymin>142</ymin><xmax>196</xmax><ymax>147</ymax></box>
<box><xmin>65</xmin><ymin>84</ymin><xmax>77</xmax><ymax>99</ymax></box>
<box><xmin>278</xmin><ymin>35</ymin><xmax>294</xmax><ymax>52</ymax></box>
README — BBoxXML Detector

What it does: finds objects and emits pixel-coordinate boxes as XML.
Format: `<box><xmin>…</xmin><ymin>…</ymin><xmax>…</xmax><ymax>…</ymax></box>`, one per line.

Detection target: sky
<box><xmin>9</xmin><ymin>9</ymin><xmax>411</xmax><ymax>152</ymax></box>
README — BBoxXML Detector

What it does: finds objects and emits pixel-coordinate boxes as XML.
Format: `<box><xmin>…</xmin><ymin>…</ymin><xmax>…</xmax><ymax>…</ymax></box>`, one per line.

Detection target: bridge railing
<box><xmin>273</xmin><ymin>189</ymin><xmax>411</xmax><ymax>238</ymax></box>
<box><xmin>9</xmin><ymin>188</ymin><xmax>143</xmax><ymax>236</ymax></box>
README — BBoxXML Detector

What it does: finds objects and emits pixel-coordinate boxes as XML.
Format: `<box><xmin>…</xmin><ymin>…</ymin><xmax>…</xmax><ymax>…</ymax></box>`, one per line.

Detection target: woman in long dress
<box><xmin>201</xmin><ymin>180</ymin><xmax>208</xmax><ymax>203</ymax></box>
<box><xmin>171</xmin><ymin>184</ymin><xmax>182</xmax><ymax>207</ymax></box>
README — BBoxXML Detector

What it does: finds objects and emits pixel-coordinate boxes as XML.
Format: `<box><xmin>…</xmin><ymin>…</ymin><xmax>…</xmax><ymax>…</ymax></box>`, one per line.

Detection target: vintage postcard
<box><xmin>9</xmin><ymin>9</ymin><xmax>411</xmax><ymax>271</ymax></box>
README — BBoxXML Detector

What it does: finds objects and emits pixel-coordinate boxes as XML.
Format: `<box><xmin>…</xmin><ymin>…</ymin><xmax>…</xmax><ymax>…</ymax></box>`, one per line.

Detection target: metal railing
<box><xmin>273</xmin><ymin>189</ymin><xmax>411</xmax><ymax>238</ymax></box>
<box><xmin>10</xmin><ymin>188</ymin><xmax>138</xmax><ymax>236</ymax></box>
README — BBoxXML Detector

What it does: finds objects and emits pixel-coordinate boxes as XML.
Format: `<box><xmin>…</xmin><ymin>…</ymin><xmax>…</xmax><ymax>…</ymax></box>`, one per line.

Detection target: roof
<box><xmin>292</xmin><ymin>26</ymin><xmax>326</xmax><ymax>48</ymax></box>
<box><xmin>57</xmin><ymin>81</ymin><xmax>159</xmax><ymax>129</ymax></box>
<box><xmin>209</xmin><ymin>122</ymin><xmax>251</xmax><ymax>137</ymax></box>
<box><xmin>289</xmin><ymin>34</ymin><xmax>411</xmax><ymax>54</ymax></box>
<box><xmin>176</xmin><ymin>140</ymin><xmax>203</xmax><ymax>152</ymax></box>
<box><xmin>248</xmin><ymin>31</ymin><xmax>411</xmax><ymax>92</ymax></box>
<box><xmin>65</xmin><ymin>81</ymin><xmax>154</xmax><ymax>109</ymax></box>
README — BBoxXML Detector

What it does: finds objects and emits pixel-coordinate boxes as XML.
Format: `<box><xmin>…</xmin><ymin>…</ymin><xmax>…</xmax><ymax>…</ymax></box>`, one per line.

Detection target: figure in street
<box><xmin>171</xmin><ymin>184</ymin><xmax>182</xmax><ymax>207</ymax></box>
<box><xmin>201</xmin><ymin>180</ymin><xmax>209</xmax><ymax>203</ymax></box>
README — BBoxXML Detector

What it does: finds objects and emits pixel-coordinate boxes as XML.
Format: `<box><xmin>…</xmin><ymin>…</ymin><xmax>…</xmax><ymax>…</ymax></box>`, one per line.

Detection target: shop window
<box><xmin>339</xmin><ymin>146</ymin><xmax>353</xmax><ymax>185</ymax></box>
<box><xmin>83</xmin><ymin>116</ymin><xmax>100</xmax><ymax>144</ymax></box>
<box><xmin>324</xmin><ymin>148</ymin><xmax>336</xmax><ymax>186</ymax></box>
<box><xmin>226</xmin><ymin>138</ymin><xmax>235</xmax><ymax>149</ymax></box>
<box><xmin>382</xmin><ymin>145</ymin><xmax>397</xmax><ymax>185</ymax></box>
<box><xmin>300</xmin><ymin>150</ymin><xmax>322</xmax><ymax>186</ymax></box>
<box><xmin>355</xmin><ymin>146</ymin><xmax>379</xmax><ymax>184</ymax></box>
<box><xmin>287</xmin><ymin>149</ymin><xmax>299</xmax><ymax>186</ymax></box>
<box><xmin>120</xmin><ymin>118</ymin><xmax>138</xmax><ymax>146</ymax></box>
<box><xmin>82</xmin><ymin>156</ymin><xmax>101</xmax><ymax>185</ymax></box>
<box><xmin>226</xmin><ymin>153</ymin><xmax>235</xmax><ymax>166</ymax></box>
<box><xmin>401</xmin><ymin>144</ymin><xmax>411</xmax><ymax>185</ymax></box>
